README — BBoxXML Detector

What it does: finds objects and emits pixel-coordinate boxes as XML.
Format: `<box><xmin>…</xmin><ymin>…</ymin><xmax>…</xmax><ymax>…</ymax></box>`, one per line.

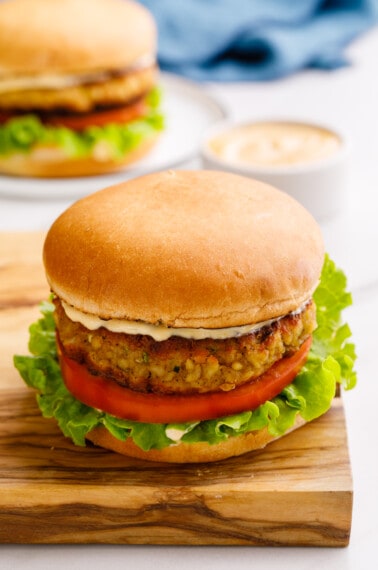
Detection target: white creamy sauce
<box><xmin>0</xmin><ymin>54</ymin><xmax>155</xmax><ymax>93</ymax></box>
<box><xmin>165</xmin><ymin>425</ymin><xmax>199</xmax><ymax>442</ymax></box>
<box><xmin>61</xmin><ymin>300</ymin><xmax>308</xmax><ymax>342</ymax></box>
<box><xmin>209</xmin><ymin>122</ymin><xmax>341</xmax><ymax>167</ymax></box>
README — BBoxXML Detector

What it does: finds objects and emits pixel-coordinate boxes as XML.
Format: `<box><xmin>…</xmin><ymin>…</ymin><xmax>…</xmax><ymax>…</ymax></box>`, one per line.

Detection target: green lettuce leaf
<box><xmin>0</xmin><ymin>87</ymin><xmax>164</xmax><ymax>160</ymax></box>
<box><xmin>13</xmin><ymin>255</ymin><xmax>356</xmax><ymax>452</ymax></box>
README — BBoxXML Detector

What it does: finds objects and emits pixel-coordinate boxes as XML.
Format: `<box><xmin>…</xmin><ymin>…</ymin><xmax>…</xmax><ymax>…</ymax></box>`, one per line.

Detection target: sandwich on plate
<box><xmin>0</xmin><ymin>0</ymin><xmax>163</xmax><ymax>177</ymax></box>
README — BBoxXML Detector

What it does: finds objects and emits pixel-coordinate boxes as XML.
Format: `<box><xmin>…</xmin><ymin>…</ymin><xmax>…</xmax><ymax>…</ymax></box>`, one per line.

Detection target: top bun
<box><xmin>0</xmin><ymin>0</ymin><xmax>156</xmax><ymax>77</ymax></box>
<box><xmin>43</xmin><ymin>170</ymin><xmax>324</xmax><ymax>328</ymax></box>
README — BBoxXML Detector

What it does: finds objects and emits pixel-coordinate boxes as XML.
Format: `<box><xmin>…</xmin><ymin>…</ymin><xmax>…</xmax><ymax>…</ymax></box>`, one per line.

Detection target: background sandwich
<box><xmin>14</xmin><ymin>170</ymin><xmax>356</xmax><ymax>462</ymax></box>
<box><xmin>0</xmin><ymin>0</ymin><xmax>163</xmax><ymax>177</ymax></box>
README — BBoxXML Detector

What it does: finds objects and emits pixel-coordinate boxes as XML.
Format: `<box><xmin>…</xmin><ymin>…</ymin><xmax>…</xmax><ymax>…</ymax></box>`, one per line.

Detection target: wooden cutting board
<box><xmin>0</xmin><ymin>232</ymin><xmax>353</xmax><ymax>546</ymax></box>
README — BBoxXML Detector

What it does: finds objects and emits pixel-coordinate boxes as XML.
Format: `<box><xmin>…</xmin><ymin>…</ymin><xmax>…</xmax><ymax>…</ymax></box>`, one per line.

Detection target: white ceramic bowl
<box><xmin>201</xmin><ymin>119</ymin><xmax>349</xmax><ymax>221</ymax></box>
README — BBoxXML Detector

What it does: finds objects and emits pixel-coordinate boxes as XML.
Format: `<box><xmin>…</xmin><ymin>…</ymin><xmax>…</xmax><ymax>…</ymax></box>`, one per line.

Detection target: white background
<box><xmin>2</xmin><ymin>26</ymin><xmax>378</xmax><ymax>570</ymax></box>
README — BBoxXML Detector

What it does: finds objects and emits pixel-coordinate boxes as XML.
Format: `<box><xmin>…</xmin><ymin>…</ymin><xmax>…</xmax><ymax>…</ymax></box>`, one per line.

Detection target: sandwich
<box><xmin>14</xmin><ymin>170</ymin><xmax>356</xmax><ymax>462</ymax></box>
<box><xmin>0</xmin><ymin>0</ymin><xmax>163</xmax><ymax>178</ymax></box>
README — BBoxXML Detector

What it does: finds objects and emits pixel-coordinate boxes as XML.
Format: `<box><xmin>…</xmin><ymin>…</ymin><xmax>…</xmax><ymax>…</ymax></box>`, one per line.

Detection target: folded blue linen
<box><xmin>140</xmin><ymin>0</ymin><xmax>378</xmax><ymax>81</ymax></box>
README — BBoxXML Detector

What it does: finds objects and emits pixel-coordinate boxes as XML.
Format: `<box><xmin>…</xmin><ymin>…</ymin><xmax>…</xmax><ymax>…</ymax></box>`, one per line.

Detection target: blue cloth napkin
<box><xmin>140</xmin><ymin>0</ymin><xmax>378</xmax><ymax>81</ymax></box>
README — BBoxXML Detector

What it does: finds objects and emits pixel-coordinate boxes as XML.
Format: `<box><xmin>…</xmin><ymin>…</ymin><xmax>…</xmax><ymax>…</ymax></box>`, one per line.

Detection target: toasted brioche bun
<box><xmin>0</xmin><ymin>0</ymin><xmax>156</xmax><ymax>77</ymax></box>
<box><xmin>87</xmin><ymin>414</ymin><xmax>307</xmax><ymax>463</ymax></box>
<box><xmin>43</xmin><ymin>170</ymin><xmax>324</xmax><ymax>327</ymax></box>
<box><xmin>0</xmin><ymin>133</ymin><xmax>159</xmax><ymax>178</ymax></box>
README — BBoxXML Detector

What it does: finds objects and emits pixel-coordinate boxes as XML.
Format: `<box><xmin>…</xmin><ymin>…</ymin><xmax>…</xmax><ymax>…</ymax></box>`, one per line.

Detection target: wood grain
<box><xmin>0</xmin><ymin>232</ymin><xmax>353</xmax><ymax>546</ymax></box>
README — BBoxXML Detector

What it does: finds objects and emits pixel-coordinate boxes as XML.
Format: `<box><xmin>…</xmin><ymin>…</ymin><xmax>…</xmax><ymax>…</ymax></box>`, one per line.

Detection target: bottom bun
<box><xmin>87</xmin><ymin>415</ymin><xmax>307</xmax><ymax>463</ymax></box>
<box><xmin>0</xmin><ymin>134</ymin><xmax>159</xmax><ymax>178</ymax></box>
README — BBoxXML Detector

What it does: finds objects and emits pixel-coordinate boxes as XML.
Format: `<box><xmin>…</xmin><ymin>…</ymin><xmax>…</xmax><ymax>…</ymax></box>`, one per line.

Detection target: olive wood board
<box><xmin>0</xmin><ymin>231</ymin><xmax>353</xmax><ymax>546</ymax></box>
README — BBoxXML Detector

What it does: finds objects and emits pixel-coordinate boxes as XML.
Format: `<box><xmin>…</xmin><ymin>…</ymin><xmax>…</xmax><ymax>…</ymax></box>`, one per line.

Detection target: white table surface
<box><xmin>2</xmin><ymin>28</ymin><xmax>378</xmax><ymax>570</ymax></box>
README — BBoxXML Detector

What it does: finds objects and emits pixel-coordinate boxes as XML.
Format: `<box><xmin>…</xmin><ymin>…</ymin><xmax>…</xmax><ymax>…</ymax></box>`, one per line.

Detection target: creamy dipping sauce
<box><xmin>209</xmin><ymin>122</ymin><xmax>341</xmax><ymax>167</ymax></box>
<box><xmin>0</xmin><ymin>54</ymin><xmax>155</xmax><ymax>93</ymax></box>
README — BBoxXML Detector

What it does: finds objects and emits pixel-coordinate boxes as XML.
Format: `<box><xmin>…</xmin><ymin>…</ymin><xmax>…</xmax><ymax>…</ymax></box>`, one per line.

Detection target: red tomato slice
<box><xmin>45</xmin><ymin>99</ymin><xmax>148</xmax><ymax>130</ymax></box>
<box><xmin>0</xmin><ymin>110</ymin><xmax>13</xmax><ymax>124</ymax></box>
<box><xmin>58</xmin><ymin>336</ymin><xmax>312</xmax><ymax>424</ymax></box>
<box><xmin>0</xmin><ymin>99</ymin><xmax>148</xmax><ymax>129</ymax></box>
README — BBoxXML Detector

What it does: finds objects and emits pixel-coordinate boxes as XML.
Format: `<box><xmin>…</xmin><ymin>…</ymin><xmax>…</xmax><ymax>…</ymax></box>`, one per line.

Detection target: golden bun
<box><xmin>0</xmin><ymin>134</ymin><xmax>159</xmax><ymax>178</ymax></box>
<box><xmin>43</xmin><ymin>170</ymin><xmax>324</xmax><ymax>327</ymax></box>
<box><xmin>87</xmin><ymin>414</ymin><xmax>307</xmax><ymax>463</ymax></box>
<box><xmin>0</xmin><ymin>0</ymin><xmax>156</xmax><ymax>77</ymax></box>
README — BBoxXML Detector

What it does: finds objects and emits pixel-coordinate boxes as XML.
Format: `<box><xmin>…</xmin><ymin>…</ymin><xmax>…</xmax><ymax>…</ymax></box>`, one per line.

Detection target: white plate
<box><xmin>0</xmin><ymin>73</ymin><xmax>227</xmax><ymax>199</ymax></box>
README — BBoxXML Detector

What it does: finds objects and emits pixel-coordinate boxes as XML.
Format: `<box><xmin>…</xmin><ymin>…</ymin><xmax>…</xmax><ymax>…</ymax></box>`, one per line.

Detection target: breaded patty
<box><xmin>0</xmin><ymin>66</ymin><xmax>156</xmax><ymax>112</ymax></box>
<box><xmin>55</xmin><ymin>298</ymin><xmax>316</xmax><ymax>396</ymax></box>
